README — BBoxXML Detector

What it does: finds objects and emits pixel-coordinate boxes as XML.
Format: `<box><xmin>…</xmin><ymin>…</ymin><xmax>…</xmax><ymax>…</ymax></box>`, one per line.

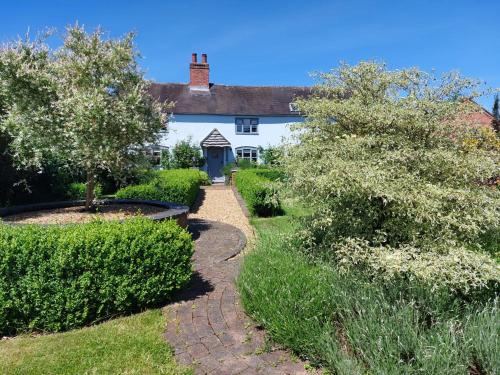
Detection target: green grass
<box><xmin>0</xmin><ymin>309</ymin><xmax>191</xmax><ymax>375</ymax></box>
<box><xmin>239</xmin><ymin>202</ymin><xmax>500</xmax><ymax>374</ymax></box>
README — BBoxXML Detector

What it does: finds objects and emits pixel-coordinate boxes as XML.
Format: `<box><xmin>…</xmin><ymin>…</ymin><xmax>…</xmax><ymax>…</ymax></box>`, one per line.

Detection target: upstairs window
<box><xmin>236</xmin><ymin>146</ymin><xmax>258</xmax><ymax>163</ymax></box>
<box><xmin>235</xmin><ymin>118</ymin><xmax>259</xmax><ymax>134</ymax></box>
<box><xmin>289</xmin><ymin>102</ymin><xmax>300</xmax><ymax>112</ymax></box>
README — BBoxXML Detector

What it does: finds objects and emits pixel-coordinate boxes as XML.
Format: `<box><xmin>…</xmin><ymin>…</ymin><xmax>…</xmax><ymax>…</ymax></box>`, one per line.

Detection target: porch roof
<box><xmin>200</xmin><ymin>128</ymin><xmax>231</xmax><ymax>148</ymax></box>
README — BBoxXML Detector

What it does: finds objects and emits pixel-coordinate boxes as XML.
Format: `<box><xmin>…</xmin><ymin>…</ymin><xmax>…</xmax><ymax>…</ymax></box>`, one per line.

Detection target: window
<box><xmin>145</xmin><ymin>145</ymin><xmax>168</xmax><ymax>166</ymax></box>
<box><xmin>235</xmin><ymin>118</ymin><xmax>259</xmax><ymax>134</ymax></box>
<box><xmin>289</xmin><ymin>102</ymin><xmax>300</xmax><ymax>112</ymax></box>
<box><xmin>236</xmin><ymin>147</ymin><xmax>258</xmax><ymax>163</ymax></box>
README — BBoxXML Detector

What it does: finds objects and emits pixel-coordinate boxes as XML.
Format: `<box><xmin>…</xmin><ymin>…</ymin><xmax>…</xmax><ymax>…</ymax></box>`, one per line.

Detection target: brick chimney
<box><xmin>189</xmin><ymin>53</ymin><xmax>210</xmax><ymax>91</ymax></box>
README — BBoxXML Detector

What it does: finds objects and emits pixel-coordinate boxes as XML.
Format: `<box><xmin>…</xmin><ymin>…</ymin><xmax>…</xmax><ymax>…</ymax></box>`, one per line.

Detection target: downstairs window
<box><xmin>236</xmin><ymin>146</ymin><xmax>258</xmax><ymax>162</ymax></box>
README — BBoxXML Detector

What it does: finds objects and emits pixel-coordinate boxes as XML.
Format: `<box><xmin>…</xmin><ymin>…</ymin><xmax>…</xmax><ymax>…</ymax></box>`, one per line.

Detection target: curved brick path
<box><xmin>163</xmin><ymin>216</ymin><xmax>319</xmax><ymax>374</ymax></box>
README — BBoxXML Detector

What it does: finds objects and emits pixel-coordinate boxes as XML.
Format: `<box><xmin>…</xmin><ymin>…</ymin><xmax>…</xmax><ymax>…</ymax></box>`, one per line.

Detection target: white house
<box><xmin>149</xmin><ymin>53</ymin><xmax>309</xmax><ymax>180</ymax></box>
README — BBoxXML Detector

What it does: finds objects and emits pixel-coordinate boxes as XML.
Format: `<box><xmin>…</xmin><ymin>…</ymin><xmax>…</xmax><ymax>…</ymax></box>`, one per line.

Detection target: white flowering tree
<box><xmin>0</xmin><ymin>26</ymin><xmax>169</xmax><ymax>209</ymax></box>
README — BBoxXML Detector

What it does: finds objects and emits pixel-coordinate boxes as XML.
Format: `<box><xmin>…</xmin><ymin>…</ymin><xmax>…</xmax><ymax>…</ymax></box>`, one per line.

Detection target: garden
<box><xmin>0</xmin><ymin>23</ymin><xmax>499</xmax><ymax>375</ymax></box>
<box><xmin>0</xmin><ymin>25</ymin><xmax>204</xmax><ymax>374</ymax></box>
<box><xmin>235</xmin><ymin>63</ymin><xmax>499</xmax><ymax>374</ymax></box>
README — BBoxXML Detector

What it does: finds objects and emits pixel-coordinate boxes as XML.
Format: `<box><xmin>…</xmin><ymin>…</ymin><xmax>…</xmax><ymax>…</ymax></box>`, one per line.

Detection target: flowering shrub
<box><xmin>285</xmin><ymin>62</ymin><xmax>500</xmax><ymax>295</ymax></box>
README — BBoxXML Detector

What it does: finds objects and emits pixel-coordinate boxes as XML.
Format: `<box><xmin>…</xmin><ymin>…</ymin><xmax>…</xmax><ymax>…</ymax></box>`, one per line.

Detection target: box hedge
<box><xmin>235</xmin><ymin>169</ymin><xmax>283</xmax><ymax>216</ymax></box>
<box><xmin>115</xmin><ymin>169</ymin><xmax>209</xmax><ymax>207</ymax></box>
<box><xmin>0</xmin><ymin>218</ymin><xmax>193</xmax><ymax>335</ymax></box>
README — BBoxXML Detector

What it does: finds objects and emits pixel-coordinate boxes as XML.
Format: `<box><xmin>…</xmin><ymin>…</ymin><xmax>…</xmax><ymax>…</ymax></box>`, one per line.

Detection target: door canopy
<box><xmin>200</xmin><ymin>128</ymin><xmax>231</xmax><ymax>148</ymax></box>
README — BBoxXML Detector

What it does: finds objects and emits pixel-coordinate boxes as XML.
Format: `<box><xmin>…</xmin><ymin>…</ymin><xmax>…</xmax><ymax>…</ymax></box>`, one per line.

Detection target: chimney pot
<box><xmin>189</xmin><ymin>52</ymin><xmax>209</xmax><ymax>90</ymax></box>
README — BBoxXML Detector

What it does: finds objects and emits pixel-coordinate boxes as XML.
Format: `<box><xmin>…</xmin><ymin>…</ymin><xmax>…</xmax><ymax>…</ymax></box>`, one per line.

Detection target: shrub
<box><xmin>285</xmin><ymin>62</ymin><xmax>500</xmax><ymax>294</ymax></box>
<box><xmin>236</xmin><ymin>158</ymin><xmax>256</xmax><ymax>169</ymax></box>
<box><xmin>115</xmin><ymin>184</ymin><xmax>158</xmax><ymax>201</ymax></box>
<box><xmin>0</xmin><ymin>218</ymin><xmax>193</xmax><ymax>335</ymax></box>
<box><xmin>258</xmin><ymin>145</ymin><xmax>284</xmax><ymax>166</ymax></box>
<box><xmin>116</xmin><ymin>169</ymin><xmax>208</xmax><ymax>207</ymax></box>
<box><xmin>160</xmin><ymin>149</ymin><xmax>172</xmax><ymax>170</ymax></box>
<box><xmin>235</xmin><ymin>169</ymin><xmax>282</xmax><ymax>216</ymax></box>
<box><xmin>251</xmin><ymin>168</ymin><xmax>285</xmax><ymax>181</ymax></box>
<box><xmin>222</xmin><ymin>162</ymin><xmax>236</xmax><ymax>177</ymax></box>
<box><xmin>66</xmin><ymin>182</ymin><xmax>103</xmax><ymax>200</ymax></box>
<box><xmin>170</xmin><ymin>138</ymin><xmax>205</xmax><ymax>169</ymax></box>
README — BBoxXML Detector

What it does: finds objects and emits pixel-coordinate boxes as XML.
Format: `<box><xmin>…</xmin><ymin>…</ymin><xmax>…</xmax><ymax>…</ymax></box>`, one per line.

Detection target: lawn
<box><xmin>239</xmin><ymin>201</ymin><xmax>500</xmax><ymax>374</ymax></box>
<box><xmin>0</xmin><ymin>309</ymin><xmax>191</xmax><ymax>375</ymax></box>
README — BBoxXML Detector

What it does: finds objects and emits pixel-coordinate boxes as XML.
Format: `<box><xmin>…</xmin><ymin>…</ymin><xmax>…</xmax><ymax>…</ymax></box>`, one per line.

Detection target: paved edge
<box><xmin>230</xmin><ymin>186</ymin><xmax>252</xmax><ymax>219</ymax></box>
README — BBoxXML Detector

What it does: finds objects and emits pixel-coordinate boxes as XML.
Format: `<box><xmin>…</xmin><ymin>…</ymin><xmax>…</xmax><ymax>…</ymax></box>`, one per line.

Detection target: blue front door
<box><xmin>207</xmin><ymin>147</ymin><xmax>224</xmax><ymax>179</ymax></box>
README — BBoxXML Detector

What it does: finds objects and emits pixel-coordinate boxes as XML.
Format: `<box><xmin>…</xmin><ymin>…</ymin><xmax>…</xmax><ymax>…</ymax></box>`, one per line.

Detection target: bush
<box><xmin>284</xmin><ymin>62</ymin><xmax>500</xmax><ymax>294</ymax></box>
<box><xmin>251</xmin><ymin>168</ymin><xmax>285</xmax><ymax>181</ymax></box>
<box><xmin>236</xmin><ymin>158</ymin><xmax>256</xmax><ymax>169</ymax></box>
<box><xmin>160</xmin><ymin>149</ymin><xmax>172</xmax><ymax>170</ymax></box>
<box><xmin>66</xmin><ymin>182</ymin><xmax>103</xmax><ymax>200</ymax></box>
<box><xmin>116</xmin><ymin>169</ymin><xmax>208</xmax><ymax>207</ymax></box>
<box><xmin>258</xmin><ymin>145</ymin><xmax>284</xmax><ymax>166</ymax></box>
<box><xmin>0</xmin><ymin>218</ymin><xmax>193</xmax><ymax>335</ymax></box>
<box><xmin>222</xmin><ymin>162</ymin><xmax>236</xmax><ymax>177</ymax></box>
<box><xmin>235</xmin><ymin>169</ymin><xmax>282</xmax><ymax>216</ymax></box>
<box><xmin>170</xmin><ymin>138</ymin><xmax>205</xmax><ymax>169</ymax></box>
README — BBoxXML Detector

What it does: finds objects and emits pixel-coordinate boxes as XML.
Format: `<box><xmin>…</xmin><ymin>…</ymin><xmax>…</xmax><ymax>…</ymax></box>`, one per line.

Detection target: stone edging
<box><xmin>231</xmin><ymin>186</ymin><xmax>251</xmax><ymax>219</ymax></box>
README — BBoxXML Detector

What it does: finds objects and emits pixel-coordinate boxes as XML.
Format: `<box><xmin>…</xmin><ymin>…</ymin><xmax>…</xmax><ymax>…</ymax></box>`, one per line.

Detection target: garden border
<box><xmin>231</xmin><ymin>186</ymin><xmax>251</xmax><ymax>218</ymax></box>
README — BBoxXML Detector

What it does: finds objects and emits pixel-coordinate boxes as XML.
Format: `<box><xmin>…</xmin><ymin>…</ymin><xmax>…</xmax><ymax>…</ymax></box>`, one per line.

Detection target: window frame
<box><xmin>235</xmin><ymin>117</ymin><xmax>259</xmax><ymax>135</ymax></box>
<box><xmin>145</xmin><ymin>145</ymin><xmax>168</xmax><ymax>166</ymax></box>
<box><xmin>235</xmin><ymin>146</ymin><xmax>258</xmax><ymax>163</ymax></box>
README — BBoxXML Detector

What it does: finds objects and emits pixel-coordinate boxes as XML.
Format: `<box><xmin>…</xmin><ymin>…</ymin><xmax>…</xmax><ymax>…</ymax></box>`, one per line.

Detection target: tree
<box><xmin>492</xmin><ymin>93</ymin><xmax>499</xmax><ymax>133</ymax></box>
<box><xmin>285</xmin><ymin>62</ymin><xmax>499</xmax><ymax>293</ymax></box>
<box><xmin>0</xmin><ymin>26</ymin><xmax>169</xmax><ymax>209</ymax></box>
<box><xmin>171</xmin><ymin>137</ymin><xmax>205</xmax><ymax>168</ymax></box>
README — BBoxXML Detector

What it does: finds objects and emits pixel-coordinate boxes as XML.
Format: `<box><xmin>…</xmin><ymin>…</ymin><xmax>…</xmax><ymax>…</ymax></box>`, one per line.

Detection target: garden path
<box><xmin>163</xmin><ymin>185</ymin><xmax>319</xmax><ymax>374</ymax></box>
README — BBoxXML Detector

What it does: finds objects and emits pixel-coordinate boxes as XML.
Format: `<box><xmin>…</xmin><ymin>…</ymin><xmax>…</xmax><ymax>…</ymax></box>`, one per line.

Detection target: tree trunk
<box><xmin>85</xmin><ymin>172</ymin><xmax>95</xmax><ymax>211</ymax></box>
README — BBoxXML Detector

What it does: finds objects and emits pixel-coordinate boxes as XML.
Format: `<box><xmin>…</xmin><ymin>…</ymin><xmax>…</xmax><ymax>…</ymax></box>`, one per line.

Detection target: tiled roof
<box><xmin>149</xmin><ymin>83</ymin><xmax>310</xmax><ymax>116</ymax></box>
<box><xmin>200</xmin><ymin>128</ymin><xmax>231</xmax><ymax>147</ymax></box>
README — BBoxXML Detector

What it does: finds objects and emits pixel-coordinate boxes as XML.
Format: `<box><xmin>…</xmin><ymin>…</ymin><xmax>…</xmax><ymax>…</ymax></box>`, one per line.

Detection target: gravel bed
<box><xmin>2</xmin><ymin>204</ymin><xmax>165</xmax><ymax>224</ymax></box>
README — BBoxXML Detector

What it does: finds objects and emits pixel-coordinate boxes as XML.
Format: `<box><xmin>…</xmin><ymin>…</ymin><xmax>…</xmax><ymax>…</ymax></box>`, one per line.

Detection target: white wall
<box><xmin>159</xmin><ymin>114</ymin><xmax>304</xmax><ymax>153</ymax></box>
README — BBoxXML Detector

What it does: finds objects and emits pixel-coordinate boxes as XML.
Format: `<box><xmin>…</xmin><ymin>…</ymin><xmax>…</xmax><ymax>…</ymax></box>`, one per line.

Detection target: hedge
<box><xmin>235</xmin><ymin>169</ymin><xmax>283</xmax><ymax>216</ymax></box>
<box><xmin>116</xmin><ymin>169</ymin><xmax>209</xmax><ymax>207</ymax></box>
<box><xmin>251</xmin><ymin>168</ymin><xmax>285</xmax><ymax>181</ymax></box>
<box><xmin>0</xmin><ymin>218</ymin><xmax>193</xmax><ymax>335</ymax></box>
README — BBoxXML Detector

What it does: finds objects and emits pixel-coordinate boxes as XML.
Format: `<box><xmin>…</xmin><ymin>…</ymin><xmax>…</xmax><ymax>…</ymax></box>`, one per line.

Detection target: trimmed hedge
<box><xmin>251</xmin><ymin>168</ymin><xmax>285</xmax><ymax>181</ymax></box>
<box><xmin>235</xmin><ymin>169</ymin><xmax>283</xmax><ymax>216</ymax></box>
<box><xmin>0</xmin><ymin>218</ymin><xmax>193</xmax><ymax>335</ymax></box>
<box><xmin>116</xmin><ymin>169</ymin><xmax>209</xmax><ymax>207</ymax></box>
<box><xmin>66</xmin><ymin>182</ymin><xmax>103</xmax><ymax>200</ymax></box>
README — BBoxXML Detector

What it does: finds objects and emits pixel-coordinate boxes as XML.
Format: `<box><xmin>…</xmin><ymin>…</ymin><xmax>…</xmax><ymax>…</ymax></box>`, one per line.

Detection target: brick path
<box><xmin>163</xmin><ymin>186</ymin><xmax>319</xmax><ymax>374</ymax></box>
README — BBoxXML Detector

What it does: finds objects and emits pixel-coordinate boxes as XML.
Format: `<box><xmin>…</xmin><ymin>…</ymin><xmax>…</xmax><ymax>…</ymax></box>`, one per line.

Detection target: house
<box><xmin>149</xmin><ymin>53</ymin><xmax>309</xmax><ymax>181</ymax></box>
<box><xmin>149</xmin><ymin>54</ymin><xmax>497</xmax><ymax>182</ymax></box>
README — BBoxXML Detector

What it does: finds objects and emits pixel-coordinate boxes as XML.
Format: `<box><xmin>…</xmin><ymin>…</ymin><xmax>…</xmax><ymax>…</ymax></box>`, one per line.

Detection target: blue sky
<box><xmin>1</xmin><ymin>0</ymin><xmax>499</xmax><ymax>109</ymax></box>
